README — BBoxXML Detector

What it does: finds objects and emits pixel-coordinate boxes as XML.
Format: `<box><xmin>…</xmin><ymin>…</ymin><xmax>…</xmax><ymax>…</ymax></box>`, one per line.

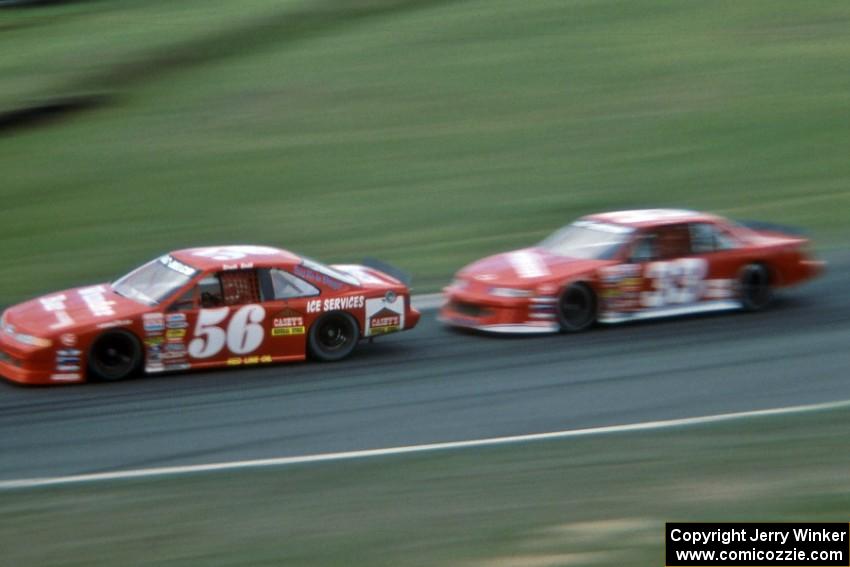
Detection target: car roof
<box><xmin>170</xmin><ymin>246</ymin><xmax>302</xmax><ymax>272</ymax></box>
<box><xmin>583</xmin><ymin>208</ymin><xmax>722</xmax><ymax>228</ymax></box>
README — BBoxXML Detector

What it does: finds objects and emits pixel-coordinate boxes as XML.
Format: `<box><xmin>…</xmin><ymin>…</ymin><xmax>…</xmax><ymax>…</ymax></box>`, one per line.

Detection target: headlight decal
<box><xmin>1</xmin><ymin>314</ymin><xmax>53</xmax><ymax>348</ymax></box>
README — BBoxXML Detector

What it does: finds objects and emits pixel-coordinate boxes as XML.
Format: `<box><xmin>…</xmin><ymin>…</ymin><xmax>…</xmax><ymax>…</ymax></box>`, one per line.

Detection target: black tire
<box><xmin>739</xmin><ymin>263</ymin><xmax>772</xmax><ymax>311</ymax></box>
<box><xmin>557</xmin><ymin>283</ymin><xmax>597</xmax><ymax>332</ymax></box>
<box><xmin>88</xmin><ymin>330</ymin><xmax>143</xmax><ymax>382</ymax></box>
<box><xmin>308</xmin><ymin>312</ymin><xmax>360</xmax><ymax>362</ymax></box>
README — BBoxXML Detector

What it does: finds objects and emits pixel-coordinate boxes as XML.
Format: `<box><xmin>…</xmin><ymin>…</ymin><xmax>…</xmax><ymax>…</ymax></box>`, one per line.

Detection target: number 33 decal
<box><xmin>641</xmin><ymin>258</ymin><xmax>707</xmax><ymax>308</ymax></box>
<box><xmin>188</xmin><ymin>305</ymin><xmax>266</xmax><ymax>359</ymax></box>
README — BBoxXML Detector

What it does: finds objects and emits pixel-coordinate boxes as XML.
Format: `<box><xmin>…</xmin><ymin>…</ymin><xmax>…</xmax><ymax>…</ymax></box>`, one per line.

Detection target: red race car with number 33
<box><xmin>0</xmin><ymin>246</ymin><xmax>420</xmax><ymax>385</ymax></box>
<box><xmin>441</xmin><ymin>209</ymin><xmax>824</xmax><ymax>334</ymax></box>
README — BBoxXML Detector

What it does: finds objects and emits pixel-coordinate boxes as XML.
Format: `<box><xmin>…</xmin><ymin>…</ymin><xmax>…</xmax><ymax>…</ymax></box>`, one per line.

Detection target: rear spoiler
<box><xmin>736</xmin><ymin>220</ymin><xmax>807</xmax><ymax>237</ymax></box>
<box><xmin>362</xmin><ymin>257</ymin><xmax>412</xmax><ymax>286</ymax></box>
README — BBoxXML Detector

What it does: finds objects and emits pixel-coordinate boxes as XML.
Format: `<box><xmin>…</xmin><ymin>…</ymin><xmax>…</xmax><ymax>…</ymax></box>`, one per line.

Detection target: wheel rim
<box><xmin>561</xmin><ymin>286</ymin><xmax>593</xmax><ymax>329</ymax></box>
<box><xmin>93</xmin><ymin>334</ymin><xmax>135</xmax><ymax>375</ymax></box>
<box><xmin>317</xmin><ymin>318</ymin><xmax>351</xmax><ymax>351</ymax></box>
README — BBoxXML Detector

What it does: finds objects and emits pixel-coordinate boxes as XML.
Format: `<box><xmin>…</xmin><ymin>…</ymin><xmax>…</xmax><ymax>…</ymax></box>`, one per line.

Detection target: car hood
<box><xmin>2</xmin><ymin>284</ymin><xmax>150</xmax><ymax>337</ymax></box>
<box><xmin>457</xmin><ymin>247</ymin><xmax>609</xmax><ymax>288</ymax></box>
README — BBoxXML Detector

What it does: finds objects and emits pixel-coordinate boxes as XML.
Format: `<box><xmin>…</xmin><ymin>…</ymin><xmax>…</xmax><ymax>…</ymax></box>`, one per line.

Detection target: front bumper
<box><xmin>438</xmin><ymin>317</ymin><xmax>559</xmax><ymax>334</ymax></box>
<box><xmin>439</xmin><ymin>292</ymin><xmax>560</xmax><ymax>335</ymax></box>
<box><xmin>0</xmin><ymin>335</ymin><xmax>78</xmax><ymax>386</ymax></box>
<box><xmin>0</xmin><ymin>349</ymin><xmax>53</xmax><ymax>385</ymax></box>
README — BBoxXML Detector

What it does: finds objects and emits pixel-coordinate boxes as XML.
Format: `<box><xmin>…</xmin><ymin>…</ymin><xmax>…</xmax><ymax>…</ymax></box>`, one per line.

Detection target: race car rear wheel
<box><xmin>739</xmin><ymin>263</ymin><xmax>772</xmax><ymax>311</ymax></box>
<box><xmin>557</xmin><ymin>283</ymin><xmax>597</xmax><ymax>332</ymax></box>
<box><xmin>88</xmin><ymin>330</ymin><xmax>143</xmax><ymax>382</ymax></box>
<box><xmin>308</xmin><ymin>312</ymin><xmax>360</xmax><ymax>362</ymax></box>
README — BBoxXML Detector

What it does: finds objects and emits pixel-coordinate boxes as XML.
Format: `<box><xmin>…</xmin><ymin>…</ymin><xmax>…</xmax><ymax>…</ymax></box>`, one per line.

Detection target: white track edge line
<box><xmin>2</xmin><ymin>398</ymin><xmax>849</xmax><ymax>490</ymax></box>
<box><xmin>411</xmin><ymin>293</ymin><xmax>443</xmax><ymax>310</ymax></box>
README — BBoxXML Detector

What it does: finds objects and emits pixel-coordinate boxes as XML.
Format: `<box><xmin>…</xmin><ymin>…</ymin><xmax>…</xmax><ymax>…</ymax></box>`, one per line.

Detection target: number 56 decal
<box><xmin>641</xmin><ymin>258</ymin><xmax>708</xmax><ymax>308</ymax></box>
<box><xmin>188</xmin><ymin>305</ymin><xmax>266</xmax><ymax>359</ymax></box>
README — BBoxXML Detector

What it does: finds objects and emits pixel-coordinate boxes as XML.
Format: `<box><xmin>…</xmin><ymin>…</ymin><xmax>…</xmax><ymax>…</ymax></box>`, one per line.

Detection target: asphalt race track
<box><xmin>1</xmin><ymin>250</ymin><xmax>848</xmax><ymax>482</ymax></box>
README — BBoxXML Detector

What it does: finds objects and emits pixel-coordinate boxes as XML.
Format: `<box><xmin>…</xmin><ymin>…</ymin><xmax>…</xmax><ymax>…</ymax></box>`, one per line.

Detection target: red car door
<box><xmin>687</xmin><ymin>221</ymin><xmax>747</xmax><ymax>305</ymax></box>
<box><xmin>254</xmin><ymin>267</ymin><xmax>322</xmax><ymax>361</ymax></box>
<box><xmin>609</xmin><ymin>224</ymin><xmax>715</xmax><ymax>320</ymax></box>
<box><xmin>159</xmin><ymin>269</ymin><xmax>278</xmax><ymax>371</ymax></box>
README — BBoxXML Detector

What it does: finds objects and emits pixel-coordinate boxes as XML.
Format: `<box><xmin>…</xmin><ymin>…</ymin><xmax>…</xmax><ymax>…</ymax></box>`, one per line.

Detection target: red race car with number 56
<box><xmin>441</xmin><ymin>209</ymin><xmax>824</xmax><ymax>334</ymax></box>
<box><xmin>0</xmin><ymin>246</ymin><xmax>420</xmax><ymax>385</ymax></box>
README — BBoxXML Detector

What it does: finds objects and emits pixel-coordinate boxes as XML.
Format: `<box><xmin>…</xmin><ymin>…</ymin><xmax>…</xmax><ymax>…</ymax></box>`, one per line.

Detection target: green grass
<box><xmin>3</xmin><ymin>406</ymin><xmax>849</xmax><ymax>567</ymax></box>
<box><xmin>1</xmin><ymin>0</ymin><xmax>849</xmax><ymax>303</ymax></box>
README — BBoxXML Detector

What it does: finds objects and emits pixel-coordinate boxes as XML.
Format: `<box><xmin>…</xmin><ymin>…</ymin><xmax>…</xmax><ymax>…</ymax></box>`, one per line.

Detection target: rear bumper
<box><xmin>801</xmin><ymin>259</ymin><xmax>826</xmax><ymax>280</ymax></box>
<box><xmin>779</xmin><ymin>258</ymin><xmax>827</xmax><ymax>288</ymax></box>
<box><xmin>406</xmin><ymin>307</ymin><xmax>422</xmax><ymax>329</ymax></box>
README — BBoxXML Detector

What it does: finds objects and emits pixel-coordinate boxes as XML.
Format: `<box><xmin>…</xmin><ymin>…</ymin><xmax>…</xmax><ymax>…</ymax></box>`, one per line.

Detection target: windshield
<box><xmin>539</xmin><ymin>220</ymin><xmax>634</xmax><ymax>259</ymax></box>
<box><xmin>112</xmin><ymin>255</ymin><xmax>198</xmax><ymax>305</ymax></box>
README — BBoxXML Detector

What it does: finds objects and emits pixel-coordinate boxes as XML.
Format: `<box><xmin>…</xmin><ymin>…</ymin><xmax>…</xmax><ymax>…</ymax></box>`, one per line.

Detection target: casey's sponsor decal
<box><xmin>271</xmin><ymin>308</ymin><xmax>305</xmax><ymax>336</ymax></box>
<box><xmin>271</xmin><ymin>327</ymin><xmax>304</xmax><ymax>336</ymax></box>
<box><xmin>364</xmin><ymin>295</ymin><xmax>405</xmax><ymax>337</ymax></box>
<box><xmin>369</xmin><ymin>308</ymin><xmax>401</xmax><ymax>334</ymax></box>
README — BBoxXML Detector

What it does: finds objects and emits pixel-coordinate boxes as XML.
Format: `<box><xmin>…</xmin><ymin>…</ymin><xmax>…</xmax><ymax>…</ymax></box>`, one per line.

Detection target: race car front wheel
<box><xmin>88</xmin><ymin>330</ymin><xmax>143</xmax><ymax>382</ymax></box>
<box><xmin>308</xmin><ymin>312</ymin><xmax>360</xmax><ymax>362</ymax></box>
<box><xmin>557</xmin><ymin>283</ymin><xmax>597</xmax><ymax>332</ymax></box>
<box><xmin>739</xmin><ymin>263</ymin><xmax>772</xmax><ymax>311</ymax></box>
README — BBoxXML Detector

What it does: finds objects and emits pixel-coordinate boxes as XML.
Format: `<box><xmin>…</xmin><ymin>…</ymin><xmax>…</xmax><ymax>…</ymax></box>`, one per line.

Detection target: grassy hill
<box><xmin>1</xmin><ymin>0</ymin><xmax>849</xmax><ymax>301</ymax></box>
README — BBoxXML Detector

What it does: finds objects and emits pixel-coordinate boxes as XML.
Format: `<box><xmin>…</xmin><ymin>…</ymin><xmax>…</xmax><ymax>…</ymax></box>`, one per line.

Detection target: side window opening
<box><xmin>715</xmin><ymin>231</ymin><xmax>737</xmax><ymax>250</ymax></box>
<box><xmin>629</xmin><ymin>225</ymin><xmax>692</xmax><ymax>262</ymax></box>
<box><xmin>629</xmin><ymin>233</ymin><xmax>657</xmax><ymax>263</ymax></box>
<box><xmin>266</xmin><ymin>269</ymin><xmax>320</xmax><ymax>300</ymax></box>
<box><xmin>219</xmin><ymin>270</ymin><xmax>261</xmax><ymax>306</ymax></box>
<box><xmin>655</xmin><ymin>225</ymin><xmax>691</xmax><ymax>260</ymax></box>
<box><xmin>690</xmin><ymin>223</ymin><xmax>737</xmax><ymax>254</ymax></box>
<box><xmin>169</xmin><ymin>288</ymin><xmax>197</xmax><ymax>312</ymax></box>
<box><xmin>198</xmin><ymin>276</ymin><xmax>225</xmax><ymax>308</ymax></box>
<box><xmin>167</xmin><ymin>270</ymin><xmax>262</xmax><ymax>310</ymax></box>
